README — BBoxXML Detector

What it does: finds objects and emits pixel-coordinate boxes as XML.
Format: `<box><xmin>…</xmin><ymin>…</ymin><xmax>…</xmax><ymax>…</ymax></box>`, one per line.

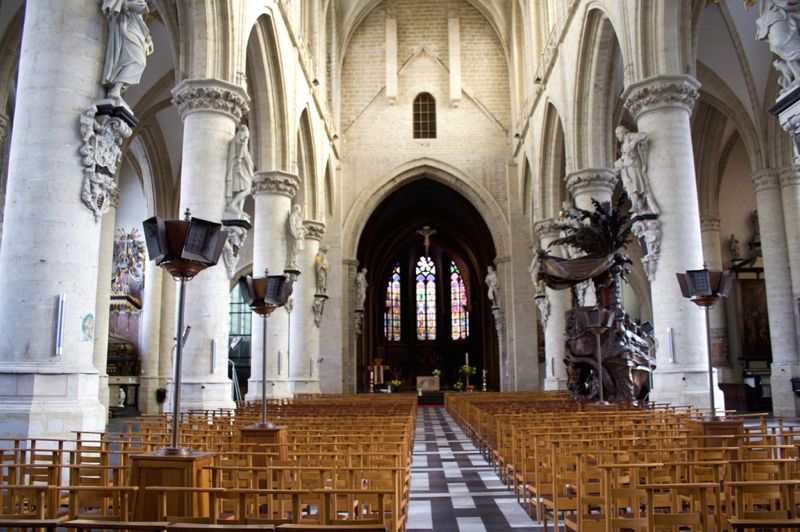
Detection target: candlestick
<box><xmin>465</xmin><ymin>352</ymin><xmax>469</xmax><ymax>368</ymax></box>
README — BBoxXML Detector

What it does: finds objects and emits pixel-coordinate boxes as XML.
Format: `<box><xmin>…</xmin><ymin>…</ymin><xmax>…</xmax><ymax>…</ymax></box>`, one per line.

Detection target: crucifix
<box><xmin>416</xmin><ymin>225</ymin><xmax>437</xmax><ymax>256</ymax></box>
<box><xmin>369</xmin><ymin>357</ymin><xmax>390</xmax><ymax>386</ymax></box>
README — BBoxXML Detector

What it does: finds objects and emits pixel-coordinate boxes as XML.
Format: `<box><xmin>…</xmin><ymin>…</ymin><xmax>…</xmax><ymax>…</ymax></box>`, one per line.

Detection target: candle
<box><xmin>465</xmin><ymin>352</ymin><xmax>469</xmax><ymax>367</ymax></box>
<box><xmin>370</xmin><ymin>370</ymin><xmax>374</xmax><ymax>384</ymax></box>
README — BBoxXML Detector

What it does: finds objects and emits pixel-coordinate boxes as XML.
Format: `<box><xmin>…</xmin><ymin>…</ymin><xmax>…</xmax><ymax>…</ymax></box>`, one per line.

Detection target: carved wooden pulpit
<box><xmin>369</xmin><ymin>358</ymin><xmax>390</xmax><ymax>385</ymax></box>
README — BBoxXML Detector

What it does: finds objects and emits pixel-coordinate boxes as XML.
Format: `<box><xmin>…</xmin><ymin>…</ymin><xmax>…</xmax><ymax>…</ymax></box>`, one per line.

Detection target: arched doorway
<box><xmin>356</xmin><ymin>178</ymin><xmax>497</xmax><ymax>392</ymax></box>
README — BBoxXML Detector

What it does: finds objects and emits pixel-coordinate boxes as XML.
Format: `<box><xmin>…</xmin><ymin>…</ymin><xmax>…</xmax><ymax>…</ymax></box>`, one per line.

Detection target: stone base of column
<box><xmin>177</xmin><ymin>378</ymin><xmax>236</xmax><ymax>412</ymax></box>
<box><xmin>0</xmin><ymin>368</ymin><xmax>105</xmax><ymax>439</ymax></box>
<box><xmin>769</xmin><ymin>363</ymin><xmax>800</xmax><ymax>417</ymax></box>
<box><xmin>291</xmin><ymin>379</ymin><xmax>321</xmax><ymax>395</ymax></box>
<box><xmin>649</xmin><ymin>367</ymin><xmax>725</xmax><ymax>413</ymax></box>
<box><xmin>543</xmin><ymin>377</ymin><xmax>568</xmax><ymax>391</ymax></box>
<box><xmin>139</xmin><ymin>376</ymin><xmax>163</xmax><ymax>415</ymax></box>
<box><xmin>245</xmin><ymin>379</ymin><xmax>294</xmax><ymax>400</ymax></box>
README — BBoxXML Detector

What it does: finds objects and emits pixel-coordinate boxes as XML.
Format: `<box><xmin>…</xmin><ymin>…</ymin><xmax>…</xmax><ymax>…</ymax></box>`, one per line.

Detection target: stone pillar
<box><xmin>92</xmin><ymin>201</ymin><xmax>118</xmax><ymax>414</ymax></box>
<box><xmin>138</xmin><ymin>261</ymin><xmax>163</xmax><ymax>414</ymax></box>
<box><xmin>344</xmin><ymin>258</ymin><xmax>360</xmax><ymax>393</ymax></box>
<box><xmin>0</xmin><ymin>0</ymin><xmax>106</xmax><ymax>439</ymax></box>
<box><xmin>157</xmin><ymin>274</ymin><xmax>176</xmax><ymax>411</ymax></box>
<box><xmin>699</xmin><ymin>216</ymin><xmax>733</xmax><ymax>382</ymax></box>
<box><xmin>290</xmin><ymin>221</ymin><xmax>324</xmax><ymax>395</ymax></box>
<box><xmin>247</xmin><ymin>171</ymin><xmax>300</xmax><ymax>400</ymax></box>
<box><xmin>623</xmin><ymin>75</ymin><xmax>721</xmax><ymax>410</ymax></box>
<box><xmin>0</xmin><ymin>114</ymin><xmax>9</xmax><ymax>249</ymax></box>
<box><xmin>779</xmin><ymin>166</ymin><xmax>800</xmax><ymax>346</ymax></box>
<box><xmin>753</xmin><ymin>170</ymin><xmax>800</xmax><ymax>416</ymax></box>
<box><xmin>534</xmin><ymin>219</ymin><xmax>569</xmax><ymax>390</ymax></box>
<box><xmin>171</xmin><ymin>78</ymin><xmax>250</xmax><ymax>411</ymax></box>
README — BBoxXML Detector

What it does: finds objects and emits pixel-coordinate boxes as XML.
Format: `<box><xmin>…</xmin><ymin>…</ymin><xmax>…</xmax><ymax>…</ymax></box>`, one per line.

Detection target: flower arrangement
<box><xmin>431</xmin><ymin>369</ymin><xmax>441</xmax><ymax>377</ymax></box>
<box><xmin>452</xmin><ymin>381</ymin><xmax>464</xmax><ymax>391</ymax></box>
<box><xmin>388</xmin><ymin>379</ymin><xmax>403</xmax><ymax>391</ymax></box>
<box><xmin>458</xmin><ymin>364</ymin><xmax>477</xmax><ymax>377</ymax></box>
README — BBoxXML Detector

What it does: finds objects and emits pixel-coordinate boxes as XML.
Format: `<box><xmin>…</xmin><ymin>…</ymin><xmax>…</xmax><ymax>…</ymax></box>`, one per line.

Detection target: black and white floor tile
<box><xmin>407</xmin><ymin>406</ymin><xmax>545</xmax><ymax>532</ymax></box>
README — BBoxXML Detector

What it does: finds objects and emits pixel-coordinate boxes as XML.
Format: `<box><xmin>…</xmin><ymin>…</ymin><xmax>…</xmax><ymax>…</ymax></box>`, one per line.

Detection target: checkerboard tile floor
<box><xmin>407</xmin><ymin>406</ymin><xmax>547</xmax><ymax>532</ymax></box>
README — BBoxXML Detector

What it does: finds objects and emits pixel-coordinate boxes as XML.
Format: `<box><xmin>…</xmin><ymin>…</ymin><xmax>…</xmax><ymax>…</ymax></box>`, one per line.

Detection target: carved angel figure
<box><xmin>315</xmin><ymin>246</ymin><xmax>330</xmax><ymax>295</ymax></box>
<box><xmin>757</xmin><ymin>0</ymin><xmax>800</xmax><ymax>92</ymax></box>
<box><xmin>286</xmin><ymin>204</ymin><xmax>305</xmax><ymax>270</ymax></box>
<box><xmin>101</xmin><ymin>0</ymin><xmax>153</xmax><ymax>102</ymax></box>
<box><xmin>614</xmin><ymin>126</ymin><xmax>659</xmax><ymax>215</ymax></box>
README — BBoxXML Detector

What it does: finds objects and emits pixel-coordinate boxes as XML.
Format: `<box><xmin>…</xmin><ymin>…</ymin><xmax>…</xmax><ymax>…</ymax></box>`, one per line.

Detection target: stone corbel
<box><xmin>354</xmin><ymin>309</ymin><xmax>364</xmax><ymax>335</ymax></box>
<box><xmin>221</xmin><ymin>225</ymin><xmax>249</xmax><ymax>279</ymax></box>
<box><xmin>535</xmin><ymin>292</ymin><xmax>550</xmax><ymax>328</ymax></box>
<box><xmin>79</xmin><ymin>105</ymin><xmax>132</xmax><ymax>221</ymax></box>
<box><xmin>313</xmin><ymin>295</ymin><xmax>328</xmax><ymax>327</ymax></box>
<box><xmin>631</xmin><ymin>217</ymin><xmax>662</xmax><ymax>282</ymax></box>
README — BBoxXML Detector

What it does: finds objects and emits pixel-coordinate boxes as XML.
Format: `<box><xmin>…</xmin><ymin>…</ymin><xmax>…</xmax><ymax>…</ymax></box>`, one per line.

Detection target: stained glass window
<box><xmin>383</xmin><ymin>264</ymin><xmax>401</xmax><ymax>341</ymax></box>
<box><xmin>416</xmin><ymin>256</ymin><xmax>436</xmax><ymax>340</ymax></box>
<box><xmin>450</xmin><ymin>261</ymin><xmax>469</xmax><ymax>340</ymax></box>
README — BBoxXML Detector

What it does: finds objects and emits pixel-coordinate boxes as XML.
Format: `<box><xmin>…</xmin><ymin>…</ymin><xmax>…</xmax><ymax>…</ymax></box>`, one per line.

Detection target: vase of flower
<box><xmin>388</xmin><ymin>379</ymin><xmax>403</xmax><ymax>393</ymax></box>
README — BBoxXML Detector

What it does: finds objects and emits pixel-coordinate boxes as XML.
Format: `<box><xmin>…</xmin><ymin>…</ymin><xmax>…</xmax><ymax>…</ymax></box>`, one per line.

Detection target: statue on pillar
<box><xmin>315</xmin><ymin>246</ymin><xmax>330</xmax><ymax>296</ymax></box>
<box><xmin>101</xmin><ymin>0</ymin><xmax>153</xmax><ymax>104</ymax></box>
<box><xmin>614</xmin><ymin>126</ymin><xmax>659</xmax><ymax>215</ymax></box>
<box><xmin>286</xmin><ymin>204</ymin><xmax>305</xmax><ymax>271</ymax></box>
<box><xmin>224</xmin><ymin>124</ymin><xmax>254</xmax><ymax>224</ymax></box>
<box><xmin>757</xmin><ymin>0</ymin><xmax>800</xmax><ymax>94</ymax></box>
<box><xmin>485</xmin><ymin>265</ymin><xmax>499</xmax><ymax>307</ymax></box>
<box><xmin>355</xmin><ymin>268</ymin><xmax>368</xmax><ymax>310</ymax></box>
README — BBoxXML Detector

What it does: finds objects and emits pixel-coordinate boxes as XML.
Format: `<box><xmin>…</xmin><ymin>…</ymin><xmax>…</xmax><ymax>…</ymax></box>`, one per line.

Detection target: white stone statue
<box><xmin>286</xmin><ymin>204</ymin><xmax>305</xmax><ymax>270</ymax></box>
<box><xmin>222</xmin><ymin>225</ymin><xmax>247</xmax><ymax>278</ymax></box>
<box><xmin>614</xmin><ymin>125</ymin><xmax>659</xmax><ymax>215</ymax></box>
<box><xmin>757</xmin><ymin>0</ymin><xmax>800</xmax><ymax>93</ymax></box>
<box><xmin>485</xmin><ymin>265</ymin><xmax>499</xmax><ymax>306</ymax></box>
<box><xmin>116</xmin><ymin>386</ymin><xmax>126</xmax><ymax>408</ymax></box>
<box><xmin>314</xmin><ymin>246</ymin><xmax>330</xmax><ymax>295</ymax></box>
<box><xmin>355</xmin><ymin>267</ymin><xmax>368</xmax><ymax>310</ymax></box>
<box><xmin>101</xmin><ymin>0</ymin><xmax>153</xmax><ymax>102</ymax></box>
<box><xmin>225</xmin><ymin>124</ymin><xmax>254</xmax><ymax>223</ymax></box>
<box><xmin>729</xmin><ymin>233</ymin><xmax>741</xmax><ymax>261</ymax></box>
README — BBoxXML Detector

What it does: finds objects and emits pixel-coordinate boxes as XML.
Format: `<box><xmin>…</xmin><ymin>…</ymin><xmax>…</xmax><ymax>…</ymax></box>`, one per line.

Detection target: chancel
<box><xmin>1</xmin><ymin>0</ymin><xmax>800</xmax><ymax>530</ymax></box>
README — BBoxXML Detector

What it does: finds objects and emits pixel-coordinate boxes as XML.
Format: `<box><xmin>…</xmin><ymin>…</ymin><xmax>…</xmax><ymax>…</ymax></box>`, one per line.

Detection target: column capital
<box><xmin>171</xmin><ymin>78</ymin><xmax>250</xmax><ymax>121</ymax></box>
<box><xmin>252</xmin><ymin>170</ymin><xmax>300</xmax><ymax>197</ymax></box>
<box><xmin>565</xmin><ymin>168</ymin><xmax>617</xmax><ymax>200</ymax></box>
<box><xmin>751</xmin><ymin>169</ymin><xmax>780</xmax><ymax>192</ymax></box>
<box><xmin>622</xmin><ymin>75</ymin><xmax>700</xmax><ymax>120</ymax></box>
<box><xmin>533</xmin><ymin>218</ymin><xmax>561</xmax><ymax>241</ymax></box>
<box><xmin>699</xmin><ymin>215</ymin><xmax>720</xmax><ymax>233</ymax></box>
<box><xmin>303</xmin><ymin>220</ymin><xmax>325</xmax><ymax>240</ymax></box>
<box><xmin>779</xmin><ymin>164</ymin><xmax>800</xmax><ymax>188</ymax></box>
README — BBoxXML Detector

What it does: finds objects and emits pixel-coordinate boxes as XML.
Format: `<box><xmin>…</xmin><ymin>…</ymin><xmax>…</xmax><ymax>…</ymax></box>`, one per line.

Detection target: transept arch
<box><xmin>538</xmin><ymin>102</ymin><xmax>567</xmax><ymax>219</ymax></box>
<box><xmin>297</xmin><ymin>108</ymin><xmax>317</xmax><ymax>218</ymax></box>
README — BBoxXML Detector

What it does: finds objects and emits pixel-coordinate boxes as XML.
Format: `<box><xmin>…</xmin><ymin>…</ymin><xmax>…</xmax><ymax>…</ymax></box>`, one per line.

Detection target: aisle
<box><xmin>407</xmin><ymin>406</ymin><xmax>543</xmax><ymax>532</ymax></box>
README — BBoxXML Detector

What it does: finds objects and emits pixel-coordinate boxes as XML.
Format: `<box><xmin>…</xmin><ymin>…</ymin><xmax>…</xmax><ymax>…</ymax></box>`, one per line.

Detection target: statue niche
<box><xmin>536</xmin><ymin>193</ymin><xmax>656</xmax><ymax>403</ymax></box>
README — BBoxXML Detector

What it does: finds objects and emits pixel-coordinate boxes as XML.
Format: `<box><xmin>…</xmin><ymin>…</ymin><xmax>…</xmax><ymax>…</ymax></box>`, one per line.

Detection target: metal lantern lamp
<box><xmin>676</xmin><ymin>265</ymin><xmax>734</xmax><ymax>417</ymax></box>
<box><xmin>238</xmin><ymin>269</ymin><xmax>294</xmax><ymax>428</ymax></box>
<box><xmin>585</xmin><ymin>307</ymin><xmax>616</xmax><ymax>403</ymax></box>
<box><xmin>142</xmin><ymin>208</ymin><xmax>226</xmax><ymax>455</ymax></box>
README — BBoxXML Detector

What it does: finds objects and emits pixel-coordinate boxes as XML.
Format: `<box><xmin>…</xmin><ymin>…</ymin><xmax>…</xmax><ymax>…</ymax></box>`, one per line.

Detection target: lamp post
<box><xmin>238</xmin><ymin>269</ymin><xmax>294</xmax><ymax>428</ymax></box>
<box><xmin>142</xmin><ymin>209</ymin><xmax>226</xmax><ymax>455</ymax></box>
<box><xmin>584</xmin><ymin>307</ymin><xmax>616</xmax><ymax>403</ymax></box>
<box><xmin>676</xmin><ymin>265</ymin><xmax>734</xmax><ymax>418</ymax></box>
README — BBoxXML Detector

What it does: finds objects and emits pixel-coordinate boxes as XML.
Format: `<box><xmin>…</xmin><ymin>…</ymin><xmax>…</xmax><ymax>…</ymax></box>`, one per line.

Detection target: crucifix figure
<box><xmin>369</xmin><ymin>358</ymin><xmax>390</xmax><ymax>385</ymax></box>
<box><xmin>416</xmin><ymin>225</ymin><xmax>437</xmax><ymax>256</ymax></box>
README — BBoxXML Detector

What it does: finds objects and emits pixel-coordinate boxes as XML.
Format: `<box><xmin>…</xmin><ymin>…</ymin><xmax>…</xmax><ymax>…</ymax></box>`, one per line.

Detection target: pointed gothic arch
<box><xmin>539</xmin><ymin>102</ymin><xmax>567</xmax><ymax>219</ymax></box>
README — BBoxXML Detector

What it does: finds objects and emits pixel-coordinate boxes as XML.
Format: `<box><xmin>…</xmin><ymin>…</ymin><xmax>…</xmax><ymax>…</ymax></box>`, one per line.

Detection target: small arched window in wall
<box><xmin>413</xmin><ymin>93</ymin><xmax>437</xmax><ymax>139</ymax></box>
<box><xmin>384</xmin><ymin>263</ymin><xmax>401</xmax><ymax>341</ymax></box>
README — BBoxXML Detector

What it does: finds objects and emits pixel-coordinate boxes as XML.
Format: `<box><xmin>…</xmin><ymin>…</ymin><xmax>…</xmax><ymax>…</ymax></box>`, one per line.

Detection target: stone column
<box><xmin>92</xmin><ymin>200</ymin><xmax>118</xmax><ymax>413</ymax></box>
<box><xmin>565</xmin><ymin>168</ymin><xmax>617</xmax><ymax>307</ymax></box>
<box><xmin>344</xmin><ymin>258</ymin><xmax>360</xmax><ymax>393</ymax></box>
<box><xmin>0</xmin><ymin>114</ymin><xmax>9</xmax><ymax>249</ymax></box>
<box><xmin>534</xmin><ymin>219</ymin><xmax>569</xmax><ymax>390</ymax></box>
<box><xmin>157</xmin><ymin>275</ymin><xmax>176</xmax><ymax>411</ymax></box>
<box><xmin>699</xmin><ymin>216</ymin><xmax>733</xmax><ymax>382</ymax></box>
<box><xmin>753</xmin><ymin>170</ymin><xmax>800</xmax><ymax>416</ymax></box>
<box><xmin>623</xmin><ymin>75</ymin><xmax>721</xmax><ymax>410</ymax></box>
<box><xmin>0</xmin><ymin>0</ymin><xmax>106</xmax><ymax>439</ymax></box>
<box><xmin>779</xmin><ymin>166</ymin><xmax>800</xmax><ymax>346</ymax></box>
<box><xmin>247</xmin><ymin>171</ymin><xmax>300</xmax><ymax>400</ymax></box>
<box><xmin>138</xmin><ymin>261</ymin><xmax>163</xmax><ymax>414</ymax></box>
<box><xmin>290</xmin><ymin>221</ymin><xmax>324</xmax><ymax>394</ymax></box>
<box><xmin>171</xmin><ymin>78</ymin><xmax>250</xmax><ymax>411</ymax></box>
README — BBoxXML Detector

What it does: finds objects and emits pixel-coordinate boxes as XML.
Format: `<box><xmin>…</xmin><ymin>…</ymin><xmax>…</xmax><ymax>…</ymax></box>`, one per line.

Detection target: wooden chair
<box><xmin>643</xmin><ymin>482</ymin><xmax>722</xmax><ymax>531</ymax></box>
<box><xmin>63</xmin><ymin>485</ymin><xmax>168</xmax><ymax>530</ymax></box>
<box><xmin>0</xmin><ymin>484</ymin><xmax>66</xmax><ymax>531</ymax></box>
<box><xmin>726</xmin><ymin>479</ymin><xmax>800</xmax><ymax>531</ymax></box>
